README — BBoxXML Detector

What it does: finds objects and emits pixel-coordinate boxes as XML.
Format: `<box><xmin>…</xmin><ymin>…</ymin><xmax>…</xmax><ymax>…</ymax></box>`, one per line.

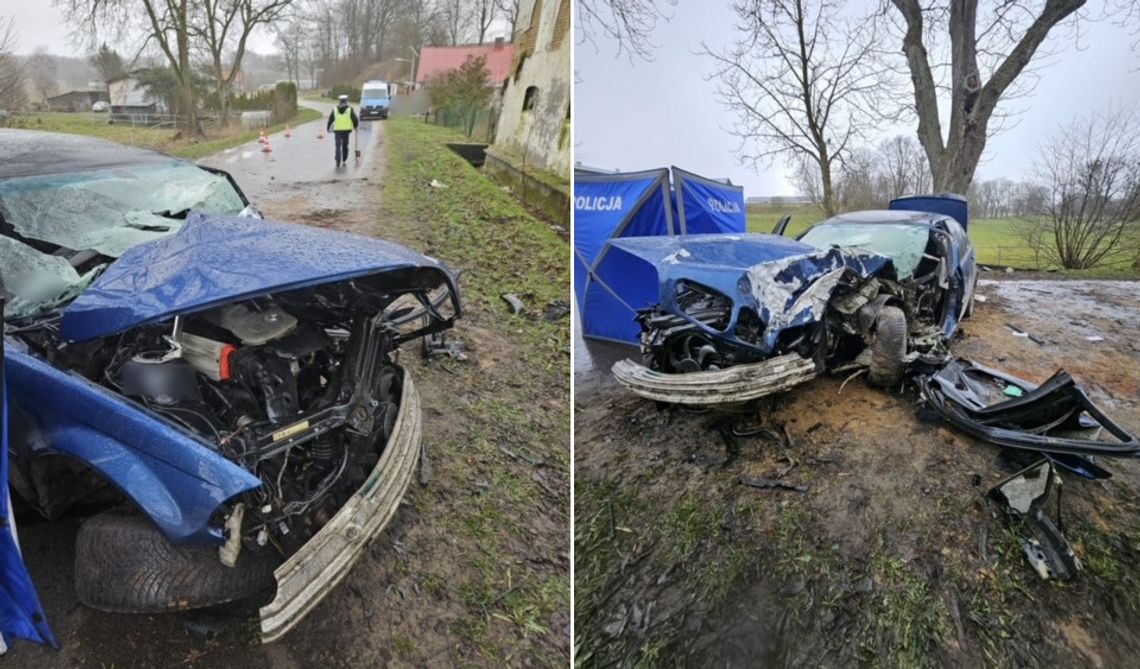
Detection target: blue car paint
<box><xmin>607</xmin><ymin>233</ymin><xmax>892</xmax><ymax>355</ymax></box>
<box><xmin>63</xmin><ymin>212</ymin><xmax>453</xmax><ymax>343</ymax></box>
<box><xmin>0</xmin><ymin>330</ymin><xmax>57</xmax><ymax>648</ymax></box>
<box><xmin>5</xmin><ymin>344</ymin><xmax>261</xmax><ymax>545</ymax></box>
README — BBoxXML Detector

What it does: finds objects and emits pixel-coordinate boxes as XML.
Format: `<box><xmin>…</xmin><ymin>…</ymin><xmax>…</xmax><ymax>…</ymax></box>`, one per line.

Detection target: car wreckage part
<box><xmin>917</xmin><ymin>358</ymin><xmax>1140</xmax><ymax>458</ymax></box>
<box><xmin>867</xmin><ymin>305</ymin><xmax>907</xmax><ymax>387</ymax></box>
<box><xmin>259</xmin><ymin>367</ymin><xmax>420</xmax><ymax>642</ymax></box>
<box><xmin>74</xmin><ymin>508</ymin><xmax>281</xmax><ymax>612</ymax></box>
<box><xmin>611</xmin><ymin>353</ymin><xmax>818</xmax><ymax>406</ymax></box>
<box><xmin>987</xmin><ymin>460</ymin><xmax>1080</xmax><ymax>580</ymax></box>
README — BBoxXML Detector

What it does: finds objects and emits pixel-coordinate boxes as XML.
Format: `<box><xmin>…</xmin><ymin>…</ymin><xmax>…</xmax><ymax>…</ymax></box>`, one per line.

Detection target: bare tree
<box><xmin>58</xmin><ymin>0</ymin><xmax>201</xmax><ymax>134</ymax></box>
<box><xmin>191</xmin><ymin>0</ymin><xmax>293</xmax><ymax>125</ymax></box>
<box><xmin>1024</xmin><ymin>109</ymin><xmax>1140</xmax><ymax>269</ymax></box>
<box><xmin>576</xmin><ymin>0</ymin><xmax>675</xmax><ymax>58</ymax></box>
<box><xmin>472</xmin><ymin>0</ymin><xmax>496</xmax><ymax>42</ymax></box>
<box><xmin>276</xmin><ymin>13</ymin><xmax>305</xmax><ymax>85</ymax></box>
<box><xmin>27</xmin><ymin>47</ymin><xmax>58</xmax><ymax>104</ymax></box>
<box><xmin>0</xmin><ymin>17</ymin><xmax>27</xmax><ymax>111</ymax></box>
<box><xmin>879</xmin><ymin>135</ymin><xmax>930</xmax><ymax>199</ymax></box>
<box><xmin>703</xmin><ymin>0</ymin><xmax>885</xmax><ymax>217</ymax></box>
<box><xmin>439</xmin><ymin>0</ymin><xmax>473</xmax><ymax>45</ymax></box>
<box><xmin>495</xmin><ymin>0</ymin><xmax>520</xmax><ymax>36</ymax></box>
<box><xmin>885</xmin><ymin>0</ymin><xmax>1088</xmax><ymax>194</ymax></box>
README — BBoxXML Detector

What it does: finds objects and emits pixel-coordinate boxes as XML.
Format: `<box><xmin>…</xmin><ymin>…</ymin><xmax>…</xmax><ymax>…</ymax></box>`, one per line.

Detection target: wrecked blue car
<box><xmin>610</xmin><ymin>197</ymin><xmax>977</xmax><ymax>404</ymax></box>
<box><xmin>0</xmin><ymin>131</ymin><xmax>459</xmax><ymax>646</ymax></box>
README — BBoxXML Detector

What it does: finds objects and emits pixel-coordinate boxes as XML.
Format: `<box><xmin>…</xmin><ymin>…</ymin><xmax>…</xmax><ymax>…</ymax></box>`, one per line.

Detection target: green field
<box><xmin>3</xmin><ymin>108</ymin><xmax>322</xmax><ymax>160</ymax></box>
<box><xmin>746</xmin><ymin>205</ymin><xmax>1138</xmax><ymax>275</ymax></box>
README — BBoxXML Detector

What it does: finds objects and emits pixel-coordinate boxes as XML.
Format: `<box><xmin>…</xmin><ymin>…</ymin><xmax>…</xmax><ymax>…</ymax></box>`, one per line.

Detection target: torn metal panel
<box><xmin>917</xmin><ymin>358</ymin><xmax>1140</xmax><ymax>458</ymax></box>
<box><xmin>988</xmin><ymin>460</ymin><xmax>1080</xmax><ymax>580</ymax></box>
<box><xmin>611</xmin><ymin>353</ymin><xmax>818</xmax><ymax>405</ymax></box>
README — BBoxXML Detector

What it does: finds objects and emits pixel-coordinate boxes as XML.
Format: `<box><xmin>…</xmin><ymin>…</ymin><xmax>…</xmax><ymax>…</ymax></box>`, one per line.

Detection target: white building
<box><xmin>489</xmin><ymin>0</ymin><xmax>570</xmax><ymax>179</ymax></box>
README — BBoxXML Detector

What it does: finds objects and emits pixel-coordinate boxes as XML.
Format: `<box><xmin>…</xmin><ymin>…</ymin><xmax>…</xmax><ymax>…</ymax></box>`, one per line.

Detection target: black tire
<box><xmin>75</xmin><ymin>509</ymin><xmax>280</xmax><ymax>613</ymax></box>
<box><xmin>868</xmin><ymin>306</ymin><xmax>907</xmax><ymax>387</ymax></box>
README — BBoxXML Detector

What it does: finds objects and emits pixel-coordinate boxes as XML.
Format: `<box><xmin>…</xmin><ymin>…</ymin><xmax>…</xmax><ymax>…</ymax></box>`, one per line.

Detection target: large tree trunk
<box><xmin>820</xmin><ymin>156</ymin><xmax>836</xmax><ymax>217</ymax></box>
<box><xmin>891</xmin><ymin>0</ymin><xmax>1085</xmax><ymax>195</ymax></box>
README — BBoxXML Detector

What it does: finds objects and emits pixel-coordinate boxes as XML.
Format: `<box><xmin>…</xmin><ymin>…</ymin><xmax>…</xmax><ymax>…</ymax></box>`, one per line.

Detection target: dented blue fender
<box><xmin>607</xmin><ymin>233</ymin><xmax>891</xmax><ymax>354</ymax></box>
<box><xmin>4</xmin><ymin>344</ymin><xmax>260</xmax><ymax>545</ymax></box>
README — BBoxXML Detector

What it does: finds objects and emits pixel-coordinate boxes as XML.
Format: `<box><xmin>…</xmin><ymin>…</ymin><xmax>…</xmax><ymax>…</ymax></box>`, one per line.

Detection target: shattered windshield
<box><xmin>799</xmin><ymin>223</ymin><xmax>929</xmax><ymax>277</ymax></box>
<box><xmin>0</xmin><ymin>161</ymin><xmax>246</xmax><ymax>320</ymax></box>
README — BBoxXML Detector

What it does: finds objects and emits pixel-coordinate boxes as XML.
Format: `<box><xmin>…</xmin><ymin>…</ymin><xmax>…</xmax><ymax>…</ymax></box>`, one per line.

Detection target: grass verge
<box><xmin>379</xmin><ymin>116</ymin><xmax>570</xmax><ymax>665</ymax></box>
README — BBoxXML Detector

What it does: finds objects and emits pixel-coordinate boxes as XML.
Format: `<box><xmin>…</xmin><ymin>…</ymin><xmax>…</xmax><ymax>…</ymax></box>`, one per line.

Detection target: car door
<box><xmin>0</xmin><ymin>304</ymin><xmax>56</xmax><ymax>651</ymax></box>
<box><xmin>939</xmin><ymin>218</ymin><xmax>977</xmax><ymax>318</ymax></box>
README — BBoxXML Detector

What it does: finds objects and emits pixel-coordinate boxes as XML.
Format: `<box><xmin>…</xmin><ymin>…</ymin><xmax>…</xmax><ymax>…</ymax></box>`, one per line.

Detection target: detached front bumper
<box><xmin>259</xmin><ymin>368</ymin><xmax>421</xmax><ymax>642</ymax></box>
<box><xmin>612</xmin><ymin>353</ymin><xmax>818</xmax><ymax>406</ymax></box>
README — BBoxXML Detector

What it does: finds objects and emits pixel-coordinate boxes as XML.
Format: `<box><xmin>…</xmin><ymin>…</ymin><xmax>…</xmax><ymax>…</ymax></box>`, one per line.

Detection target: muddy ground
<box><xmin>575</xmin><ymin>276</ymin><xmax>1140</xmax><ymax>667</ymax></box>
<box><xmin>9</xmin><ymin>112</ymin><xmax>570</xmax><ymax>666</ymax></box>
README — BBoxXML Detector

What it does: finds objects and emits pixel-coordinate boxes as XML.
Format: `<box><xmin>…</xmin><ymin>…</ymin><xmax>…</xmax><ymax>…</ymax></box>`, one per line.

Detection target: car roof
<box><xmin>0</xmin><ymin>130</ymin><xmax>177</xmax><ymax>180</ymax></box>
<box><xmin>818</xmin><ymin>209</ymin><xmax>946</xmax><ymax>226</ymax></box>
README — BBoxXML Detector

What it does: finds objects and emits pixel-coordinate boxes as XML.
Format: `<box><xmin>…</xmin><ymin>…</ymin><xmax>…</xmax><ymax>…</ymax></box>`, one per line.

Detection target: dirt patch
<box><xmin>575</xmin><ymin>278</ymin><xmax>1140</xmax><ymax>667</ymax></box>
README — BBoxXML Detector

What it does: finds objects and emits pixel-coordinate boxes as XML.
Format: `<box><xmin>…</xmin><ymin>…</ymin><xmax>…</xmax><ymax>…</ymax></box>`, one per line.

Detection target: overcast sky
<box><xmin>575</xmin><ymin>1</ymin><xmax>1140</xmax><ymax>196</ymax></box>
<box><xmin>2</xmin><ymin>2</ymin><xmax>278</xmax><ymax>58</ymax></box>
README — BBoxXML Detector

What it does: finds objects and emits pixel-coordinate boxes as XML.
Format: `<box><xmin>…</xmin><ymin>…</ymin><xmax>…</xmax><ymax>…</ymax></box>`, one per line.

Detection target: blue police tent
<box><xmin>672</xmin><ymin>166</ymin><xmax>746</xmax><ymax>235</ymax></box>
<box><xmin>574</xmin><ymin>166</ymin><xmax>746</xmax><ymax>344</ymax></box>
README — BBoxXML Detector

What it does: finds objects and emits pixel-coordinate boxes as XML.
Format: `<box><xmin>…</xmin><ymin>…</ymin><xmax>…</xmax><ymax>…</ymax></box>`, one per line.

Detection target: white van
<box><xmin>360</xmin><ymin>80</ymin><xmax>390</xmax><ymax>120</ymax></box>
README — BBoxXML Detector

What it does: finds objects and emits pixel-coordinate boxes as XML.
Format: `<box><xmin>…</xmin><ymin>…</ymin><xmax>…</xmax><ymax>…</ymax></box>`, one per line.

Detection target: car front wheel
<box><xmin>868</xmin><ymin>306</ymin><xmax>907</xmax><ymax>387</ymax></box>
<box><xmin>75</xmin><ymin>509</ymin><xmax>280</xmax><ymax>613</ymax></box>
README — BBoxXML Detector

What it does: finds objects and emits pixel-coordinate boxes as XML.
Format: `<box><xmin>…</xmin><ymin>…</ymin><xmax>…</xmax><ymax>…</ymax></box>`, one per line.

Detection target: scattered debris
<box><xmin>1005</xmin><ymin>322</ymin><xmax>1045</xmax><ymax>345</ymax></box>
<box><xmin>1005</xmin><ymin>267</ymin><xmax>1015</xmax><ymax>274</ymax></box>
<box><xmin>429</xmin><ymin>178</ymin><xmax>447</xmax><ymax>189</ymax></box>
<box><xmin>501</xmin><ymin>293</ymin><xmax>524</xmax><ymax>315</ymax></box>
<box><xmin>422</xmin><ymin>331</ymin><xmax>468</xmax><ymax>361</ymax></box>
<box><xmin>543</xmin><ymin>300</ymin><xmax>572</xmax><ymax>321</ymax></box>
<box><xmin>987</xmin><ymin>460</ymin><xmax>1080</xmax><ymax>580</ymax></box>
<box><xmin>1085</xmin><ymin>335</ymin><xmax>1105</xmax><ymax>342</ymax></box>
<box><xmin>917</xmin><ymin>358</ymin><xmax>1140</xmax><ymax>461</ymax></box>
<box><xmin>419</xmin><ymin>442</ymin><xmax>432</xmax><ymax>486</ymax></box>
<box><xmin>739</xmin><ymin>474</ymin><xmax>808</xmax><ymax>493</ymax></box>
<box><xmin>974</xmin><ymin>294</ymin><xmax>987</xmax><ymax>303</ymax></box>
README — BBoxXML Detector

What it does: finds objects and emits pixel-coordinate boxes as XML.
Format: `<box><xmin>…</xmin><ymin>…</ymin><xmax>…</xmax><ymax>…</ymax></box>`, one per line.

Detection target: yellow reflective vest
<box><xmin>333</xmin><ymin>106</ymin><xmax>354</xmax><ymax>131</ymax></box>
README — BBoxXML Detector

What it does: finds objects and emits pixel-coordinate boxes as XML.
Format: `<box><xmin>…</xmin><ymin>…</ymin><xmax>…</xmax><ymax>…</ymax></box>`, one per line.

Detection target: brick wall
<box><xmin>552</xmin><ymin>0</ymin><xmax>570</xmax><ymax>49</ymax></box>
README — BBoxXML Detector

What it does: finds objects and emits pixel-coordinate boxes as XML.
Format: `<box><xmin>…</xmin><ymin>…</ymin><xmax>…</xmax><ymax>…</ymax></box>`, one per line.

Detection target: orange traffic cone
<box><xmin>261</xmin><ymin>137</ymin><xmax>272</xmax><ymax>153</ymax></box>
<box><xmin>258</xmin><ymin>129</ymin><xmax>267</xmax><ymax>144</ymax></box>
<box><xmin>284</xmin><ymin>125</ymin><xmax>291</xmax><ymax>138</ymax></box>
<box><xmin>317</xmin><ymin>128</ymin><xmax>325</xmax><ymax>140</ymax></box>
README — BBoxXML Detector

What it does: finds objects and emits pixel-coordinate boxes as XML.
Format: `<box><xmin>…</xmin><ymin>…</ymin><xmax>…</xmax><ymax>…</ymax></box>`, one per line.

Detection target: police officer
<box><xmin>327</xmin><ymin>94</ymin><xmax>359</xmax><ymax>167</ymax></box>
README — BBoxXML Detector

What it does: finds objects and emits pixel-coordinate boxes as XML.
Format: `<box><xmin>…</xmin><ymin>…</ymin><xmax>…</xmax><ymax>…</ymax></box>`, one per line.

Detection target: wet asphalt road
<box><xmin>199</xmin><ymin>99</ymin><xmax>383</xmax><ymax>214</ymax></box>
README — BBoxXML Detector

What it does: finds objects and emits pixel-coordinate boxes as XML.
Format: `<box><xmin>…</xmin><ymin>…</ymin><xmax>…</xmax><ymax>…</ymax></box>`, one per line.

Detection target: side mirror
<box><xmin>771</xmin><ymin>213</ymin><xmax>791</xmax><ymax>236</ymax></box>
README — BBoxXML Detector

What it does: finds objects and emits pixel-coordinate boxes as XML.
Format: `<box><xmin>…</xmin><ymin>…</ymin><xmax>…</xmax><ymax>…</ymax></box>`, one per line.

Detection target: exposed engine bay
<box><xmin>7</xmin><ymin>269</ymin><xmax>458</xmax><ymax>556</ymax></box>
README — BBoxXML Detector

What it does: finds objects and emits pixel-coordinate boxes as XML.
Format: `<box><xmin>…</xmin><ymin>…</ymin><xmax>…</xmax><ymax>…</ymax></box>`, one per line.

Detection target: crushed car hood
<box><xmin>607</xmin><ymin>234</ymin><xmax>891</xmax><ymax>353</ymax></box>
<box><xmin>61</xmin><ymin>212</ymin><xmax>453</xmax><ymax>342</ymax></box>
